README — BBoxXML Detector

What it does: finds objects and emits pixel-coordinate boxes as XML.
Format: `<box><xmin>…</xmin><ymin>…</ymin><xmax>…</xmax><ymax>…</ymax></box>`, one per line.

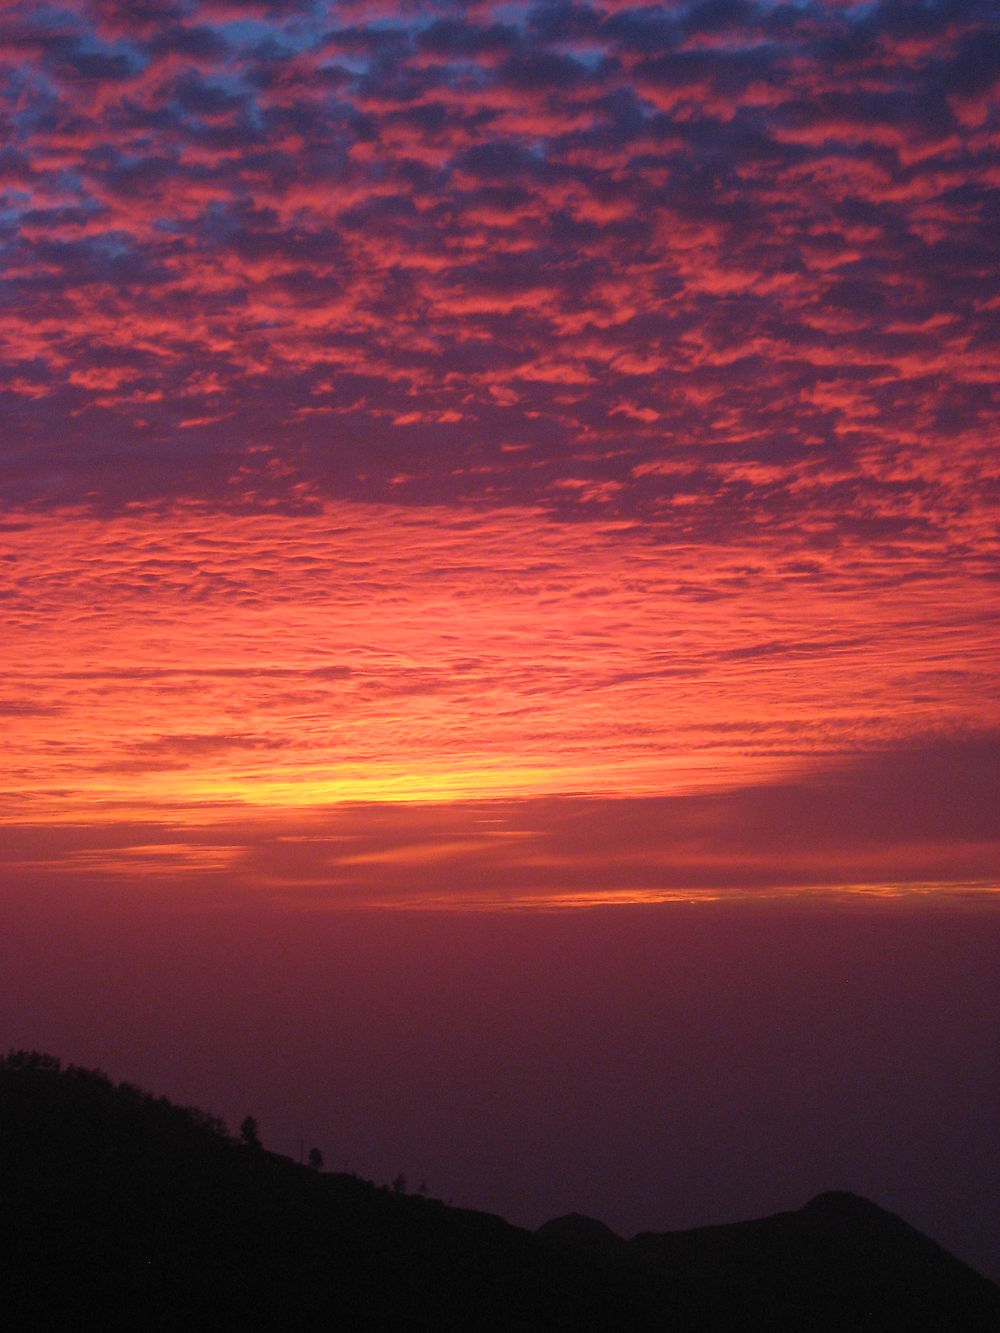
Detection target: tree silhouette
<box><xmin>239</xmin><ymin>1115</ymin><xmax>261</xmax><ymax>1149</ymax></box>
<box><xmin>307</xmin><ymin>1147</ymin><xmax>323</xmax><ymax>1171</ymax></box>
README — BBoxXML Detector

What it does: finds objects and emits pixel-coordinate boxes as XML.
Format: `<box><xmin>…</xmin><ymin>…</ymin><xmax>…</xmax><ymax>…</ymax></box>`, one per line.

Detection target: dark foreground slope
<box><xmin>1</xmin><ymin>1054</ymin><xmax>997</xmax><ymax>1332</ymax></box>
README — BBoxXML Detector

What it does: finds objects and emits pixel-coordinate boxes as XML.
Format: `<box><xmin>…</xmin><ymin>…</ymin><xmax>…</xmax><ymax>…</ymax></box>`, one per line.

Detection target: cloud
<box><xmin>0</xmin><ymin>0</ymin><xmax>994</xmax><ymax>550</ymax></box>
<box><xmin>3</xmin><ymin>499</ymin><xmax>996</xmax><ymax>826</ymax></box>
<box><xmin>1</xmin><ymin>1</ymin><xmax>996</xmax><ymax>867</ymax></box>
<box><xmin>3</xmin><ymin>733</ymin><xmax>997</xmax><ymax>904</ymax></box>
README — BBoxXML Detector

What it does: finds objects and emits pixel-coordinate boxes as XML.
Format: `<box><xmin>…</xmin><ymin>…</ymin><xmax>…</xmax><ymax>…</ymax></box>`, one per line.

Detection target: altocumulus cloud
<box><xmin>0</xmin><ymin>0</ymin><xmax>996</xmax><ymax>557</ymax></box>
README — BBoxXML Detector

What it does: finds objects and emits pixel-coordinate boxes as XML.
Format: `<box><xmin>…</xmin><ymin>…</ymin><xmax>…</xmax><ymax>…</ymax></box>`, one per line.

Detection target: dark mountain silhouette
<box><xmin>541</xmin><ymin>1194</ymin><xmax>1000</xmax><ymax>1331</ymax></box>
<box><xmin>535</xmin><ymin>1211</ymin><xmax>626</xmax><ymax>1262</ymax></box>
<box><xmin>1</xmin><ymin>1053</ymin><xmax>997</xmax><ymax>1332</ymax></box>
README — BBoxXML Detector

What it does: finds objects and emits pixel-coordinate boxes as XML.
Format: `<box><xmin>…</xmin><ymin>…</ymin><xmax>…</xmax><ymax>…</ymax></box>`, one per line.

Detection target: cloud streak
<box><xmin>3</xmin><ymin>733</ymin><xmax>998</xmax><ymax>905</ymax></box>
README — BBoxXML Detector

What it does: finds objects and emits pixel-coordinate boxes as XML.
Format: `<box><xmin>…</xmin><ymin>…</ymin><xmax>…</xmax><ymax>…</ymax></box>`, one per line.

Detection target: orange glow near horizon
<box><xmin>4</xmin><ymin>500</ymin><xmax>997</xmax><ymax>831</ymax></box>
<box><xmin>2</xmin><ymin>499</ymin><xmax>997</xmax><ymax>904</ymax></box>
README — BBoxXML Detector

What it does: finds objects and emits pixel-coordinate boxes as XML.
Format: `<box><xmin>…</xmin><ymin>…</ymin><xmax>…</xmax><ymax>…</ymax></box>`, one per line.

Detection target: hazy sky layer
<box><xmin>4</xmin><ymin>881</ymin><xmax>999</xmax><ymax>1279</ymax></box>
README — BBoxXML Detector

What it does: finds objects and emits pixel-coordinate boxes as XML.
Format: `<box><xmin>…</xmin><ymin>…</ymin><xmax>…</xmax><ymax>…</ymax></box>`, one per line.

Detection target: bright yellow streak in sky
<box><xmin>2</xmin><ymin>501</ymin><xmax>997</xmax><ymax>823</ymax></box>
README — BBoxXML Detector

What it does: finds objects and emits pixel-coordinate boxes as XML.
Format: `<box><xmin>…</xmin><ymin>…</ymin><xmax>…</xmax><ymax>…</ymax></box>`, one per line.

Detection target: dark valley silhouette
<box><xmin>1</xmin><ymin>1052</ymin><xmax>996</xmax><ymax>1331</ymax></box>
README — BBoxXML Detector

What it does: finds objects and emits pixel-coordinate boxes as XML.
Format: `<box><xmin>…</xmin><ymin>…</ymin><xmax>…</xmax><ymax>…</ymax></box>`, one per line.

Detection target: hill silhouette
<box><xmin>1</xmin><ymin>1052</ymin><xmax>997</xmax><ymax>1331</ymax></box>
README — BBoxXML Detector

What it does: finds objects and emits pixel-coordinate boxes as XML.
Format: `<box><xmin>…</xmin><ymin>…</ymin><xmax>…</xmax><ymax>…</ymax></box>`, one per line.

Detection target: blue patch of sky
<box><xmin>557</xmin><ymin>46</ymin><xmax>607</xmax><ymax>72</ymax></box>
<box><xmin>751</xmin><ymin>0</ymin><xmax>874</xmax><ymax>15</ymax></box>
<box><xmin>319</xmin><ymin>53</ymin><xmax>370</xmax><ymax>76</ymax></box>
<box><xmin>16</xmin><ymin>3</ymin><xmax>87</xmax><ymax>35</ymax></box>
<box><xmin>0</xmin><ymin>192</ymin><xmax>34</xmax><ymax>226</ymax></box>
<box><xmin>179</xmin><ymin>67</ymin><xmax>256</xmax><ymax>108</ymax></box>
<box><xmin>153</xmin><ymin>216</ymin><xmax>189</xmax><ymax>235</ymax></box>
<box><xmin>78</xmin><ymin>37</ymin><xmax>149</xmax><ymax>77</ymax></box>
<box><xmin>48</xmin><ymin>168</ymin><xmax>90</xmax><ymax>196</ymax></box>
<box><xmin>488</xmin><ymin>2</ymin><xmax>532</xmax><ymax>29</ymax></box>
<box><xmin>215</xmin><ymin>19</ymin><xmax>284</xmax><ymax>46</ymax></box>
<box><xmin>5</xmin><ymin>61</ymin><xmax>69</xmax><ymax>125</ymax></box>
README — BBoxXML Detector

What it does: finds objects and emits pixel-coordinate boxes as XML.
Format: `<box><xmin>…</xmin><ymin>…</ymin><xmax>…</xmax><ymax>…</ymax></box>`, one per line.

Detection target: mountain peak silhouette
<box><xmin>2</xmin><ymin>1053</ymin><xmax>998</xmax><ymax>1331</ymax></box>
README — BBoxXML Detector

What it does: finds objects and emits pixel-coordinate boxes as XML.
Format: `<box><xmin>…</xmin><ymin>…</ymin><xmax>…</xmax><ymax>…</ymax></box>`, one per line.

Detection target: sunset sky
<box><xmin>2</xmin><ymin>0</ymin><xmax>999</xmax><ymax>1282</ymax></box>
